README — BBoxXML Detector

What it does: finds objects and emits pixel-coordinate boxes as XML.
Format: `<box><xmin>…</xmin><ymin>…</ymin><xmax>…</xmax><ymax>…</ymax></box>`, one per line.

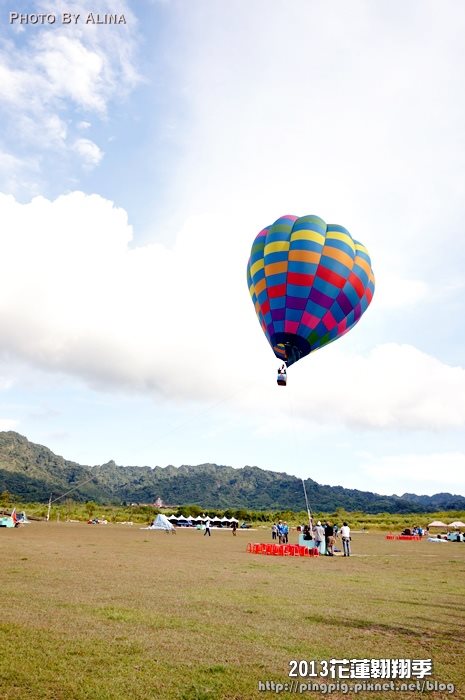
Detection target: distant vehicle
<box><xmin>447</xmin><ymin>532</ymin><xmax>464</xmax><ymax>542</ymax></box>
<box><xmin>87</xmin><ymin>518</ymin><xmax>108</xmax><ymax>525</ymax></box>
<box><xmin>0</xmin><ymin>516</ymin><xmax>16</xmax><ymax>528</ymax></box>
<box><xmin>240</xmin><ymin>522</ymin><xmax>251</xmax><ymax>529</ymax></box>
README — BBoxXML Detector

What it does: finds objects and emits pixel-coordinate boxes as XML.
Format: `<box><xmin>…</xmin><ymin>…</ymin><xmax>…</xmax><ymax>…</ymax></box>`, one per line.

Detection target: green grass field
<box><xmin>0</xmin><ymin>523</ymin><xmax>463</xmax><ymax>700</ymax></box>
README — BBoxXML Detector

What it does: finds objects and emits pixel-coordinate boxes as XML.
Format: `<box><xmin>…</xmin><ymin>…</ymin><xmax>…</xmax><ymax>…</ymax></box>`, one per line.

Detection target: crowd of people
<box><xmin>271</xmin><ymin>519</ymin><xmax>352</xmax><ymax>556</ymax></box>
<box><xmin>401</xmin><ymin>526</ymin><xmax>426</xmax><ymax>536</ymax></box>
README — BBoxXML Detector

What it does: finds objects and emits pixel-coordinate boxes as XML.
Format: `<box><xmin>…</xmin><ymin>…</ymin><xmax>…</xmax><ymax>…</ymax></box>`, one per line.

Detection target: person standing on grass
<box><xmin>272</xmin><ymin>523</ymin><xmax>277</xmax><ymax>540</ymax></box>
<box><xmin>277</xmin><ymin>520</ymin><xmax>285</xmax><ymax>544</ymax></box>
<box><xmin>340</xmin><ymin>521</ymin><xmax>351</xmax><ymax>556</ymax></box>
<box><xmin>303</xmin><ymin>524</ymin><xmax>312</xmax><ymax>540</ymax></box>
<box><xmin>232</xmin><ymin>521</ymin><xmax>237</xmax><ymax>536</ymax></box>
<box><xmin>313</xmin><ymin>520</ymin><xmax>325</xmax><ymax>553</ymax></box>
<box><xmin>204</xmin><ymin>518</ymin><xmax>211</xmax><ymax>536</ymax></box>
<box><xmin>325</xmin><ymin>521</ymin><xmax>335</xmax><ymax>556</ymax></box>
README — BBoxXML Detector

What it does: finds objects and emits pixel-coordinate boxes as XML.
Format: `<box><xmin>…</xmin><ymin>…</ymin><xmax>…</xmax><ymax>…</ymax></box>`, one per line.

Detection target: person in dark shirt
<box><xmin>325</xmin><ymin>522</ymin><xmax>335</xmax><ymax>556</ymax></box>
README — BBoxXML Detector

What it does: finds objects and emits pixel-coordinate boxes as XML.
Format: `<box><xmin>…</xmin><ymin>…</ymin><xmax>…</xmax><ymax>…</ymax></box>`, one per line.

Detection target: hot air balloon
<box><xmin>246</xmin><ymin>214</ymin><xmax>375</xmax><ymax>385</ymax></box>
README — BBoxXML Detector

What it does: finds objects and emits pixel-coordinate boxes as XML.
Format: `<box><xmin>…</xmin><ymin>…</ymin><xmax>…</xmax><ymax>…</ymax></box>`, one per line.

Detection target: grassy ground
<box><xmin>0</xmin><ymin>524</ymin><xmax>463</xmax><ymax>700</ymax></box>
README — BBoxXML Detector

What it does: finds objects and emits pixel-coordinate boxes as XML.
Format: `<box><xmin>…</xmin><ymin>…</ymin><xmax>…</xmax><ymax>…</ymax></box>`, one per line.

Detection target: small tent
<box><xmin>148</xmin><ymin>514</ymin><xmax>175</xmax><ymax>531</ymax></box>
<box><xmin>16</xmin><ymin>511</ymin><xmax>31</xmax><ymax>524</ymax></box>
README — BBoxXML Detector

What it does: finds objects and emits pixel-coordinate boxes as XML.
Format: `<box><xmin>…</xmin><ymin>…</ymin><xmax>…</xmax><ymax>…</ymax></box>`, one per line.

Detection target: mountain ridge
<box><xmin>0</xmin><ymin>431</ymin><xmax>464</xmax><ymax>512</ymax></box>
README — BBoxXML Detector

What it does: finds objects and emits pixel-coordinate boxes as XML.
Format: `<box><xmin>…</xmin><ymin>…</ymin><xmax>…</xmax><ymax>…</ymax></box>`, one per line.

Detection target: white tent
<box><xmin>428</xmin><ymin>521</ymin><xmax>447</xmax><ymax>527</ymax></box>
<box><xmin>144</xmin><ymin>514</ymin><xmax>175</xmax><ymax>531</ymax></box>
<box><xmin>449</xmin><ymin>521</ymin><xmax>465</xmax><ymax>528</ymax></box>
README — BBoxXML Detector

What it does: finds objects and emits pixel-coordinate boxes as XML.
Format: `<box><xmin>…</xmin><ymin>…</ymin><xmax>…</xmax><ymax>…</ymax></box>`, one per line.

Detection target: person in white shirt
<box><xmin>313</xmin><ymin>521</ymin><xmax>325</xmax><ymax>554</ymax></box>
<box><xmin>340</xmin><ymin>522</ymin><xmax>351</xmax><ymax>556</ymax></box>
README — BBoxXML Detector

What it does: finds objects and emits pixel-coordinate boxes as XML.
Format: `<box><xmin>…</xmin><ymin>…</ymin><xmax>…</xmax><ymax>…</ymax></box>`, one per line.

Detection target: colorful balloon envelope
<box><xmin>247</xmin><ymin>214</ymin><xmax>375</xmax><ymax>367</ymax></box>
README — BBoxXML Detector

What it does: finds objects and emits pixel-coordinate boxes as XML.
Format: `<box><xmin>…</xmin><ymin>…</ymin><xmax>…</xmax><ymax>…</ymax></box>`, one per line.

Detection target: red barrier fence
<box><xmin>385</xmin><ymin>533</ymin><xmax>421</xmax><ymax>541</ymax></box>
<box><xmin>246</xmin><ymin>543</ymin><xmax>319</xmax><ymax>557</ymax></box>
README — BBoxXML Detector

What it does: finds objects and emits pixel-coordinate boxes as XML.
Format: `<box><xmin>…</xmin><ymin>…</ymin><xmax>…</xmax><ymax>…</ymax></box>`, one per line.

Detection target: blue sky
<box><xmin>1</xmin><ymin>0</ymin><xmax>465</xmax><ymax>500</ymax></box>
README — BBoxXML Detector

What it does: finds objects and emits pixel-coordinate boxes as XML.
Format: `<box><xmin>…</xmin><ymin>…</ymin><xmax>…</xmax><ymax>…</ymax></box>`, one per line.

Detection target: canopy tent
<box><xmin>167</xmin><ymin>514</ymin><xmax>239</xmax><ymax>522</ymax></box>
<box><xmin>449</xmin><ymin>521</ymin><xmax>465</xmax><ymax>528</ymax></box>
<box><xmin>163</xmin><ymin>514</ymin><xmax>239</xmax><ymax>527</ymax></box>
<box><xmin>16</xmin><ymin>511</ymin><xmax>31</xmax><ymax>524</ymax></box>
<box><xmin>428</xmin><ymin>521</ymin><xmax>448</xmax><ymax>527</ymax></box>
<box><xmin>145</xmin><ymin>514</ymin><xmax>175</xmax><ymax>531</ymax></box>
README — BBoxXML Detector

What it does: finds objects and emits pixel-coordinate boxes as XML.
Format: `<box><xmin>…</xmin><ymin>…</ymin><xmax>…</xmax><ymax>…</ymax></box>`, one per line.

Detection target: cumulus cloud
<box><xmin>288</xmin><ymin>343</ymin><xmax>465</xmax><ymax>430</ymax></box>
<box><xmin>238</xmin><ymin>341</ymin><xmax>465</xmax><ymax>434</ymax></box>
<box><xmin>0</xmin><ymin>192</ymin><xmax>222</xmax><ymax>394</ymax></box>
<box><xmin>373</xmin><ymin>274</ymin><xmax>430</xmax><ymax>310</ymax></box>
<box><xmin>0</xmin><ymin>191</ymin><xmax>464</xmax><ymax>435</ymax></box>
<box><xmin>356</xmin><ymin>451</ymin><xmax>465</xmax><ymax>496</ymax></box>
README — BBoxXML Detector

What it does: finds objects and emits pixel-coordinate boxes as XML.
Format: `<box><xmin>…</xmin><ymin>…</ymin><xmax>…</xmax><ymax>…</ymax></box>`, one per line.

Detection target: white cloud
<box><xmin>356</xmin><ymin>451</ymin><xmax>465</xmax><ymax>496</ymax></box>
<box><xmin>237</xmin><ymin>341</ymin><xmax>465</xmax><ymax>433</ymax></box>
<box><xmin>0</xmin><ymin>192</ymin><xmax>463</xmax><ymax>436</ymax></box>
<box><xmin>1</xmin><ymin>0</ymin><xmax>465</xmax><ymax>483</ymax></box>
<box><xmin>0</xmin><ymin>419</ymin><xmax>19</xmax><ymax>431</ymax></box>
<box><xmin>0</xmin><ymin>150</ymin><xmax>41</xmax><ymax>198</ymax></box>
<box><xmin>373</xmin><ymin>274</ymin><xmax>430</xmax><ymax>310</ymax></box>
<box><xmin>35</xmin><ymin>35</ymin><xmax>106</xmax><ymax>112</ymax></box>
<box><xmin>72</xmin><ymin>138</ymin><xmax>103</xmax><ymax>168</ymax></box>
<box><xmin>0</xmin><ymin>0</ymin><xmax>139</xmax><ymax>186</ymax></box>
<box><xmin>287</xmin><ymin>343</ymin><xmax>465</xmax><ymax>431</ymax></box>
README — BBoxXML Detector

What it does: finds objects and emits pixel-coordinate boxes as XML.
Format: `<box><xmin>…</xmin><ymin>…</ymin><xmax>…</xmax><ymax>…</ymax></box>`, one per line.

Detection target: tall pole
<box><xmin>46</xmin><ymin>493</ymin><xmax>52</xmax><ymax>522</ymax></box>
<box><xmin>45</xmin><ymin>473</ymin><xmax>97</xmax><ymax>521</ymax></box>
<box><xmin>302</xmin><ymin>479</ymin><xmax>313</xmax><ymax>529</ymax></box>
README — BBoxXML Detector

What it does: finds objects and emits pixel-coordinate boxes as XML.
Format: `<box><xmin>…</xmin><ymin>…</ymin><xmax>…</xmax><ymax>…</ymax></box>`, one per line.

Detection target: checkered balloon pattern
<box><xmin>247</xmin><ymin>214</ymin><xmax>375</xmax><ymax>366</ymax></box>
